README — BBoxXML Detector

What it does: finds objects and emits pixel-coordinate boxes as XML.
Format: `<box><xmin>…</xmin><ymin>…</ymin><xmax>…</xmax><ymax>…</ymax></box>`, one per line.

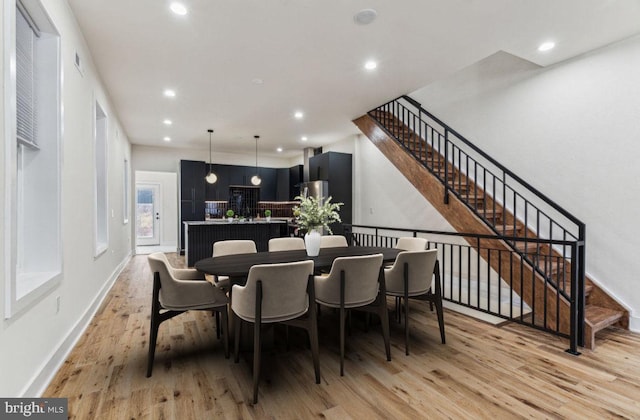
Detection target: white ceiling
<box><xmin>67</xmin><ymin>0</ymin><xmax>640</xmax><ymax>159</ymax></box>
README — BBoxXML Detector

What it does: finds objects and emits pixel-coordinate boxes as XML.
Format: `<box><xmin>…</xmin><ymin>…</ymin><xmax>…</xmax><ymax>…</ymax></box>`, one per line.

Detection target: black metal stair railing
<box><xmin>367</xmin><ymin>95</ymin><xmax>586</xmax><ymax>351</ymax></box>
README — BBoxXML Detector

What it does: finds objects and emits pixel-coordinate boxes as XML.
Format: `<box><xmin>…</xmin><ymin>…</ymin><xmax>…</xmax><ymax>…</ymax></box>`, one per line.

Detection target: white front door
<box><xmin>136</xmin><ymin>183</ymin><xmax>161</xmax><ymax>246</ymax></box>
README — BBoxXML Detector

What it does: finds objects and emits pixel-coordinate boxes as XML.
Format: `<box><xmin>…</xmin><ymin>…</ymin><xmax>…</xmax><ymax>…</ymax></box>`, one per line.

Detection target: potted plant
<box><xmin>264</xmin><ymin>209</ymin><xmax>272</xmax><ymax>222</ymax></box>
<box><xmin>226</xmin><ymin>209</ymin><xmax>234</xmax><ymax>222</ymax></box>
<box><xmin>293</xmin><ymin>194</ymin><xmax>342</xmax><ymax>256</ymax></box>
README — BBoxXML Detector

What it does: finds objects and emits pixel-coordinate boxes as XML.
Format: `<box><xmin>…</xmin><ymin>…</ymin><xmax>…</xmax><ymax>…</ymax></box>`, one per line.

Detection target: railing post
<box><xmin>565</xmin><ymin>241</ymin><xmax>581</xmax><ymax>355</ymax></box>
<box><xmin>444</xmin><ymin>128</ymin><xmax>450</xmax><ymax>204</ymax></box>
<box><xmin>577</xmin><ymin>224</ymin><xmax>586</xmax><ymax>347</ymax></box>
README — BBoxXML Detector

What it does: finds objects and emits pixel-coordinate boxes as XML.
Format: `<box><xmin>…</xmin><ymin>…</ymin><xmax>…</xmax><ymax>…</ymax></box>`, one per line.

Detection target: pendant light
<box><xmin>205</xmin><ymin>129</ymin><xmax>217</xmax><ymax>184</ymax></box>
<box><xmin>250</xmin><ymin>135</ymin><xmax>262</xmax><ymax>186</ymax></box>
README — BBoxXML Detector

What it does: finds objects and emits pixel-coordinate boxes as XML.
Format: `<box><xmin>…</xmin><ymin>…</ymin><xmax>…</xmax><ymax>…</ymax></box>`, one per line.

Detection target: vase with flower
<box><xmin>293</xmin><ymin>194</ymin><xmax>343</xmax><ymax>256</ymax></box>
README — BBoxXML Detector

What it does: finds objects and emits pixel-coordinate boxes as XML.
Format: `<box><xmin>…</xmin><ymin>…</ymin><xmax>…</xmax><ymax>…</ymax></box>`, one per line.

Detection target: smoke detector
<box><xmin>354</xmin><ymin>9</ymin><xmax>377</xmax><ymax>25</ymax></box>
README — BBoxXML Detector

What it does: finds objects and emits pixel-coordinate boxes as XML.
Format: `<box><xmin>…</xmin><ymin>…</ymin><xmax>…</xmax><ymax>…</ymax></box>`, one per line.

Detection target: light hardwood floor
<box><xmin>44</xmin><ymin>254</ymin><xmax>640</xmax><ymax>419</ymax></box>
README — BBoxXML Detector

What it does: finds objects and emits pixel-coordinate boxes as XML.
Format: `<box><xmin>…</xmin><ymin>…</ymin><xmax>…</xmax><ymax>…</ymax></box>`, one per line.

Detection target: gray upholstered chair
<box><xmin>395</xmin><ymin>237</ymin><xmax>428</xmax><ymax>251</ymax></box>
<box><xmin>314</xmin><ymin>253</ymin><xmax>390</xmax><ymax>376</ymax></box>
<box><xmin>384</xmin><ymin>249</ymin><xmax>445</xmax><ymax>355</ymax></box>
<box><xmin>319</xmin><ymin>235</ymin><xmax>348</xmax><ymax>248</ymax></box>
<box><xmin>231</xmin><ymin>260</ymin><xmax>319</xmax><ymax>403</ymax></box>
<box><xmin>146</xmin><ymin>252</ymin><xmax>229</xmax><ymax>377</ymax></box>
<box><xmin>268</xmin><ymin>237</ymin><xmax>306</xmax><ymax>252</ymax></box>
<box><xmin>211</xmin><ymin>240</ymin><xmax>257</xmax><ymax>289</ymax></box>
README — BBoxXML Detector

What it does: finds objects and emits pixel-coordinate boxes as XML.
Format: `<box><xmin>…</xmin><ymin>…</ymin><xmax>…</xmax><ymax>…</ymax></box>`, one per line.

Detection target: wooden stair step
<box><xmin>500</xmin><ymin>224</ymin><xmax>524</xmax><ymax>235</ymax></box>
<box><xmin>585</xmin><ymin>283</ymin><xmax>594</xmax><ymax>297</ymax></box>
<box><xmin>459</xmin><ymin>195</ymin><xmax>486</xmax><ymax>206</ymax></box>
<box><xmin>586</xmin><ymin>305</ymin><xmax>625</xmax><ymax>331</ymax></box>
<box><xmin>515</xmin><ymin>241</ymin><xmax>542</xmax><ymax>253</ymax></box>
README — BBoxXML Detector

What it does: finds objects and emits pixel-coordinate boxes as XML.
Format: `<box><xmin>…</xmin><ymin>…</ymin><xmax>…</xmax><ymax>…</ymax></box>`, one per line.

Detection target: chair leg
<box><xmin>435</xmin><ymin>295</ymin><xmax>446</xmax><ymax>344</ymax></box>
<box><xmin>339</xmin><ymin>305</ymin><xmax>346</xmax><ymax>376</ymax></box>
<box><xmin>146</xmin><ymin>310</ymin><xmax>159</xmax><ymax>377</ymax></box>
<box><xmin>309</xmin><ymin>318</ymin><xmax>321</xmax><ymax>384</ymax></box>
<box><xmin>234</xmin><ymin>313</ymin><xmax>241</xmax><ymax>363</ymax></box>
<box><xmin>221</xmin><ymin>308</ymin><xmax>229</xmax><ymax>359</ymax></box>
<box><xmin>379</xmin><ymin>300</ymin><xmax>391</xmax><ymax>362</ymax></box>
<box><xmin>147</xmin><ymin>275</ymin><xmax>161</xmax><ymax>378</ymax></box>
<box><xmin>215</xmin><ymin>311</ymin><xmax>221</xmax><ymax>340</ymax></box>
<box><xmin>253</xmin><ymin>321</ymin><xmax>262</xmax><ymax>404</ymax></box>
<box><xmin>404</xmin><ymin>297</ymin><xmax>410</xmax><ymax>356</ymax></box>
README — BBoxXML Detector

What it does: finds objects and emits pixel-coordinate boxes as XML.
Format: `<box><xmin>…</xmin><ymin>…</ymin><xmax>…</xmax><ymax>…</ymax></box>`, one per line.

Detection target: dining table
<box><xmin>195</xmin><ymin>245</ymin><xmax>401</xmax><ymax>353</ymax></box>
<box><xmin>194</xmin><ymin>246</ymin><xmax>402</xmax><ymax>280</ymax></box>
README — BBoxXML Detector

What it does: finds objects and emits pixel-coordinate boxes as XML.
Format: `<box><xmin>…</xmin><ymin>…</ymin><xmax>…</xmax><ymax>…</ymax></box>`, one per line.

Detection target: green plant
<box><xmin>293</xmin><ymin>195</ymin><xmax>343</xmax><ymax>234</ymax></box>
<box><xmin>264</xmin><ymin>209</ymin><xmax>272</xmax><ymax>217</ymax></box>
<box><xmin>226</xmin><ymin>209</ymin><xmax>234</xmax><ymax>218</ymax></box>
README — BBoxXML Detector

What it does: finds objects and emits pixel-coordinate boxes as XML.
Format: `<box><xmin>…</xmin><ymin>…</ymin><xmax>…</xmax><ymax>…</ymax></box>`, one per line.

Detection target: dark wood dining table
<box><xmin>194</xmin><ymin>246</ymin><xmax>401</xmax><ymax>279</ymax></box>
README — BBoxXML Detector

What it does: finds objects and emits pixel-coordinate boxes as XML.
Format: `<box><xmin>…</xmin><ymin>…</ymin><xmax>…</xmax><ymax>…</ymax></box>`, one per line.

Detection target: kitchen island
<box><xmin>184</xmin><ymin>219</ymin><xmax>288</xmax><ymax>266</ymax></box>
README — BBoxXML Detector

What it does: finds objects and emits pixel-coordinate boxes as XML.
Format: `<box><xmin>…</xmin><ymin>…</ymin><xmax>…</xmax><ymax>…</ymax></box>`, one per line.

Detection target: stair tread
<box><xmin>586</xmin><ymin>305</ymin><xmax>625</xmax><ymax>330</ymax></box>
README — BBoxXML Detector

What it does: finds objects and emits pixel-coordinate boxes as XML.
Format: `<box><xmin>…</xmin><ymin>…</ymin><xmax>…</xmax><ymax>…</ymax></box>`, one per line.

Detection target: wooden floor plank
<box><xmin>43</xmin><ymin>254</ymin><xmax>640</xmax><ymax>419</ymax></box>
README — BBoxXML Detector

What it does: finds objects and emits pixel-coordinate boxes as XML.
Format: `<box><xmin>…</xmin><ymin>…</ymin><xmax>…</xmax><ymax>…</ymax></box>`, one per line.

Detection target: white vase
<box><xmin>266</xmin><ymin>216</ymin><xmax>271</xmax><ymax>222</ymax></box>
<box><xmin>304</xmin><ymin>229</ymin><xmax>322</xmax><ymax>257</ymax></box>
<box><xmin>227</xmin><ymin>217</ymin><xmax>233</xmax><ymax>223</ymax></box>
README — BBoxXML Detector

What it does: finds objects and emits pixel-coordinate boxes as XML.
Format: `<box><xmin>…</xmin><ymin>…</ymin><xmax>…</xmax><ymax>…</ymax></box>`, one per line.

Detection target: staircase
<box><xmin>354</xmin><ymin>96</ymin><xmax>627</xmax><ymax>349</ymax></box>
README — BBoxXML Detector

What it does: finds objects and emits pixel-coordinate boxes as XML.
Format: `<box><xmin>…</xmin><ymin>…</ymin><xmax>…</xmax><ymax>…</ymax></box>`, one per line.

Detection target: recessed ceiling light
<box><xmin>354</xmin><ymin>9</ymin><xmax>377</xmax><ymax>25</ymax></box>
<box><xmin>163</xmin><ymin>89</ymin><xmax>176</xmax><ymax>98</ymax></box>
<box><xmin>538</xmin><ymin>41</ymin><xmax>555</xmax><ymax>52</ymax></box>
<box><xmin>294</xmin><ymin>111</ymin><xmax>304</xmax><ymax>119</ymax></box>
<box><xmin>163</xmin><ymin>119</ymin><xmax>172</xmax><ymax>125</ymax></box>
<box><xmin>364</xmin><ymin>60</ymin><xmax>377</xmax><ymax>70</ymax></box>
<box><xmin>170</xmin><ymin>2</ymin><xmax>187</xmax><ymax>15</ymax></box>
<box><xmin>301</xmin><ymin>136</ymin><xmax>308</xmax><ymax>141</ymax></box>
<box><xmin>163</xmin><ymin>136</ymin><xmax>171</xmax><ymax>142</ymax></box>
<box><xmin>276</xmin><ymin>147</ymin><xmax>283</xmax><ymax>153</ymax></box>
<box><xmin>252</xmin><ymin>78</ymin><xmax>264</xmax><ymax>84</ymax></box>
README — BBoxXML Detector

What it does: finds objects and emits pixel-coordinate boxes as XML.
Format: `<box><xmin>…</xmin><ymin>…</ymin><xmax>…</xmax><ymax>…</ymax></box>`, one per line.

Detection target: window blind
<box><xmin>16</xmin><ymin>6</ymin><xmax>38</xmax><ymax>147</ymax></box>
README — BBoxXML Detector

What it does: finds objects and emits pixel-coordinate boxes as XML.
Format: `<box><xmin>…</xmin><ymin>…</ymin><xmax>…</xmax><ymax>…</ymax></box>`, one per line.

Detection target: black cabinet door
<box><xmin>309</xmin><ymin>153</ymin><xmax>330</xmax><ymax>181</ymax></box>
<box><xmin>180</xmin><ymin>160</ymin><xmax>206</xmax><ymax>200</ymax></box>
<box><xmin>276</xmin><ymin>168</ymin><xmax>289</xmax><ymax>201</ymax></box>
<box><xmin>289</xmin><ymin>165</ymin><xmax>303</xmax><ymax>200</ymax></box>
<box><xmin>205</xmin><ymin>164</ymin><xmax>231</xmax><ymax>201</ymax></box>
<box><xmin>259</xmin><ymin>168</ymin><xmax>277</xmax><ymax>201</ymax></box>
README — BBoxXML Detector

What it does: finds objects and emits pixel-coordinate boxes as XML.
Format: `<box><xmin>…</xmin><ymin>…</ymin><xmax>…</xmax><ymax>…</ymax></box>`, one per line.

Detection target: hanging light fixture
<box><xmin>205</xmin><ymin>129</ymin><xmax>217</xmax><ymax>184</ymax></box>
<box><xmin>250</xmin><ymin>135</ymin><xmax>262</xmax><ymax>186</ymax></box>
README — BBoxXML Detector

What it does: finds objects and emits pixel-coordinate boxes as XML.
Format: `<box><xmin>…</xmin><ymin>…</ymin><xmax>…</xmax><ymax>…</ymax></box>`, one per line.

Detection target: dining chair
<box><xmin>319</xmin><ymin>235</ymin><xmax>348</xmax><ymax>248</ymax></box>
<box><xmin>268</xmin><ymin>237</ymin><xmax>305</xmax><ymax>252</ymax></box>
<box><xmin>211</xmin><ymin>240</ymin><xmax>258</xmax><ymax>290</ymax></box>
<box><xmin>231</xmin><ymin>260</ymin><xmax>319</xmax><ymax>403</ymax></box>
<box><xmin>384</xmin><ymin>249</ymin><xmax>445</xmax><ymax>355</ymax></box>
<box><xmin>395</xmin><ymin>237</ymin><xmax>428</xmax><ymax>251</ymax></box>
<box><xmin>146</xmin><ymin>252</ymin><xmax>229</xmax><ymax>377</ymax></box>
<box><xmin>314</xmin><ymin>253</ymin><xmax>390</xmax><ymax>376</ymax></box>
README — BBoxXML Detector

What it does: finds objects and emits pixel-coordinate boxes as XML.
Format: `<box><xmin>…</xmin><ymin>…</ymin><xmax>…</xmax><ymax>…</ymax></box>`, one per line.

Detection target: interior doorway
<box><xmin>135</xmin><ymin>183</ymin><xmax>161</xmax><ymax>246</ymax></box>
<box><xmin>134</xmin><ymin>171</ymin><xmax>178</xmax><ymax>254</ymax></box>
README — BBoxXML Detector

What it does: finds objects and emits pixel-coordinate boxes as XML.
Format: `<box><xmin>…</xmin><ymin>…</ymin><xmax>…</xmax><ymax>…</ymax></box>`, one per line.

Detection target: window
<box><xmin>4</xmin><ymin>1</ymin><xmax>62</xmax><ymax>317</ymax></box>
<box><xmin>94</xmin><ymin>102</ymin><xmax>108</xmax><ymax>255</ymax></box>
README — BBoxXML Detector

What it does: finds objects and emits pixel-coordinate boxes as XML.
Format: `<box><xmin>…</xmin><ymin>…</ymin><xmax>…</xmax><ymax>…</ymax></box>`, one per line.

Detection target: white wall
<box><xmin>411</xmin><ymin>36</ymin><xmax>640</xmax><ymax>330</ymax></box>
<box><xmin>0</xmin><ymin>0</ymin><xmax>132</xmax><ymax>396</ymax></box>
<box><xmin>135</xmin><ymin>171</ymin><xmax>178</xmax><ymax>248</ymax></box>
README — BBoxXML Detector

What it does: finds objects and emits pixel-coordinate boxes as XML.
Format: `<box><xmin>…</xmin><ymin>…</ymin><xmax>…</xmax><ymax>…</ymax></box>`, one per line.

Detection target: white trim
<box><xmin>629</xmin><ymin>313</ymin><xmax>640</xmax><ymax>333</ymax></box>
<box><xmin>4</xmin><ymin>0</ymin><xmax>63</xmax><ymax>318</ymax></box>
<box><xmin>21</xmin><ymin>252</ymin><xmax>132</xmax><ymax>397</ymax></box>
<box><xmin>4</xmin><ymin>0</ymin><xmax>18</xmax><ymax>319</ymax></box>
<box><xmin>93</xmin><ymin>99</ymin><xmax>109</xmax><ymax>257</ymax></box>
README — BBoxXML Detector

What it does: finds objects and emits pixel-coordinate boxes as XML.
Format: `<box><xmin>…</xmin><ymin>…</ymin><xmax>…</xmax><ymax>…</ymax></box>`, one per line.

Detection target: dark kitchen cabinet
<box><xmin>179</xmin><ymin>160</ymin><xmax>206</xmax><ymax>253</ymax></box>
<box><xmin>288</xmin><ymin>165</ymin><xmax>303</xmax><ymax>200</ymax></box>
<box><xmin>309</xmin><ymin>152</ymin><xmax>352</xmax><ymax>235</ymax></box>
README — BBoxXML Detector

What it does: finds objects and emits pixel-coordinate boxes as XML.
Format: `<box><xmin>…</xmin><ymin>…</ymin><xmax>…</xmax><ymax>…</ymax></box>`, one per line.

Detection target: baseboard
<box><xmin>629</xmin><ymin>313</ymin><xmax>640</xmax><ymax>333</ymax></box>
<box><xmin>21</xmin><ymin>251</ymin><xmax>132</xmax><ymax>397</ymax></box>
